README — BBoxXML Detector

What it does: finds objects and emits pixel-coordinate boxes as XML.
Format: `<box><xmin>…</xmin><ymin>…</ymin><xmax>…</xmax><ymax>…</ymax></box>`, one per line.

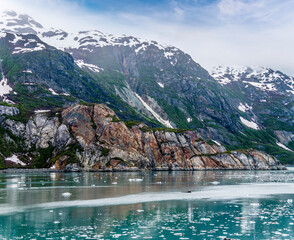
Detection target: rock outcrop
<box><xmin>0</xmin><ymin>104</ymin><xmax>285</xmax><ymax>170</ymax></box>
<box><xmin>0</xmin><ymin>105</ymin><xmax>19</xmax><ymax>116</ymax></box>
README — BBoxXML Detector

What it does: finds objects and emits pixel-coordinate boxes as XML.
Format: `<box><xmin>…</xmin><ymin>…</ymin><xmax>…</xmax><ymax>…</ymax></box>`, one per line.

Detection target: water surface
<box><xmin>0</xmin><ymin>169</ymin><xmax>294</xmax><ymax>239</ymax></box>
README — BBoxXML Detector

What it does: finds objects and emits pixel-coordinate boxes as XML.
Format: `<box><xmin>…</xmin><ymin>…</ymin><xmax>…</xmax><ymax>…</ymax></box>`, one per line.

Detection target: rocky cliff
<box><xmin>0</xmin><ymin>104</ymin><xmax>284</xmax><ymax>171</ymax></box>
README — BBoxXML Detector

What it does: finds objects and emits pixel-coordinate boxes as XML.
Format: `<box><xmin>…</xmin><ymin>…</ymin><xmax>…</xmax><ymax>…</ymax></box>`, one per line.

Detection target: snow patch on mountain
<box><xmin>238</xmin><ymin>103</ymin><xmax>252</xmax><ymax>113</ymax></box>
<box><xmin>157</xmin><ymin>82</ymin><xmax>164</xmax><ymax>88</ymax></box>
<box><xmin>49</xmin><ymin>88</ymin><xmax>59</xmax><ymax>96</ymax></box>
<box><xmin>0</xmin><ymin>60</ymin><xmax>12</xmax><ymax>98</ymax></box>
<box><xmin>240</xmin><ymin>117</ymin><xmax>259</xmax><ymax>130</ymax></box>
<box><xmin>0</xmin><ymin>75</ymin><xmax>12</xmax><ymax>97</ymax></box>
<box><xmin>5</xmin><ymin>154</ymin><xmax>26</xmax><ymax>166</ymax></box>
<box><xmin>276</xmin><ymin>142</ymin><xmax>294</xmax><ymax>152</ymax></box>
<box><xmin>135</xmin><ymin>93</ymin><xmax>173</xmax><ymax>128</ymax></box>
<box><xmin>0</xmin><ymin>11</ymin><xmax>180</xmax><ymax>59</ymax></box>
<box><xmin>75</xmin><ymin>59</ymin><xmax>104</xmax><ymax>73</ymax></box>
<box><xmin>12</xmin><ymin>42</ymin><xmax>46</xmax><ymax>54</ymax></box>
<box><xmin>211</xmin><ymin>66</ymin><xmax>294</xmax><ymax>95</ymax></box>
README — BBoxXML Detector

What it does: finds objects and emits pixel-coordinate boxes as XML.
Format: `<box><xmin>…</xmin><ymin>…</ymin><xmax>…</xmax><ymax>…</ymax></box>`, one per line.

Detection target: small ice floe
<box><xmin>112</xmin><ymin>182</ymin><xmax>118</xmax><ymax>185</ymax></box>
<box><xmin>61</xmin><ymin>192</ymin><xmax>72</xmax><ymax>197</ymax></box>
<box><xmin>250</xmin><ymin>203</ymin><xmax>260</xmax><ymax>207</ymax></box>
<box><xmin>200</xmin><ymin>218</ymin><xmax>211</xmax><ymax>221</ymax></box>
<box><xmin>137</xmin><ymin>209</ymin><xmax>144</xmax><ymax>212</ymax></box>
<box><xmin>54</xmin><ymin>221</ymin><xmax>60</xmax><ymax>224</ymax></box>
<box><xmin>128</xmin><ymin>178</ymin><xmax>143</xmax><ymax>182</ymax></box>
<box><xmin>210</xmin><ymin>181</ymin><xmax>220</xmax><ymax>185</ymax></box>
<box><xmin>174</xmin><ymin>233</ymin><xmax>184</xmax><ymax>236</ymax></box>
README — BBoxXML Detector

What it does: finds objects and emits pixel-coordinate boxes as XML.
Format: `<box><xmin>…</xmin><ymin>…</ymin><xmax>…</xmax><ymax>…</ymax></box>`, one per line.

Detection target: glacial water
<box><xmin>0</xmin><ymin>169</ymin><xmax>294</xmax><ymax>240</ymax></box>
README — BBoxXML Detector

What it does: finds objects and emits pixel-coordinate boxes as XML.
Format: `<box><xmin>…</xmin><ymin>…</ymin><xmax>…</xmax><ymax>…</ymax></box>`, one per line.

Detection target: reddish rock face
<box><xmin>62</xmin><ymin>105</ymin><xmax>96</xmax><ymax>148</ymax></box>
<box><xmin>59</xmin><ymin>104</ymin><xmax>284</xmax><ymax>171</ymax></box>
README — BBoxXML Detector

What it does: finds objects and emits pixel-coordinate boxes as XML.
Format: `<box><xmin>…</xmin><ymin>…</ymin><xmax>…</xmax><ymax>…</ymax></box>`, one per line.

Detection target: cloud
<box><xmin>1</xmin><ymin>0</ymin><xmax>294</xmax><ymax>75</ymax></box>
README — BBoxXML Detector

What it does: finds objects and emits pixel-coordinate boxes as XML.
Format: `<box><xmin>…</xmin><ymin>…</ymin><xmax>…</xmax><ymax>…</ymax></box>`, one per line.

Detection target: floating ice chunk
<box><xmin>210</xmin><ymin>181</ymin><xmax>220</xmax><ymax>185</ymax></box>
<box><xmin>137</xmin><ymin>209</ymin><xmax>144</xmax><ymax>212</ymax></box>
<box><xmin>129</xmin><ymin>179</ymin><xmax>143</xmax><ymax>182</ymax></box>
<box><xmin>112</xmin><ymin>182</ymin><xmax>118</xmax><ymax>185</ymax></box>
<box><xmin>250</xmin><ymin>203</ymin><xmax>260</xmax><ymax>206</ymax></box>
<box><xmin>61</xmin><ymin>192</ymin><xmax>72</xmax><ymax>197</ymax></box>
<box><xmin>187</xmin><ymin>118</ymin><xmax>192</xmax><ymax>123</ymax></box>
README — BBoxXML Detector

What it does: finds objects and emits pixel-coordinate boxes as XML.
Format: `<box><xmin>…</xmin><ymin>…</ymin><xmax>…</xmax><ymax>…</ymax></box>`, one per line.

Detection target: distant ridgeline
<box><xmin>0</xmin><ymin>10</ymin><xmax>293</xmax><ymax>169</ymax></box>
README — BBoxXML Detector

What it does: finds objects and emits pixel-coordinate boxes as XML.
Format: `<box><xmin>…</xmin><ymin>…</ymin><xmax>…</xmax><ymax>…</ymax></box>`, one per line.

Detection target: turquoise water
<box><xmin>0</xmin><ymin>169</ymin><xmax>294</xmax><ymax>239</ymax></box>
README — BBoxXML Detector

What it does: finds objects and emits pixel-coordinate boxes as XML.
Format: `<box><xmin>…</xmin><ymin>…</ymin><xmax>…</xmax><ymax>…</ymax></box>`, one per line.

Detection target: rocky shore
<box><xmin>0</xmin><ymin>104</ymin><xmax>286</xmax><ymax>171</ymax></box>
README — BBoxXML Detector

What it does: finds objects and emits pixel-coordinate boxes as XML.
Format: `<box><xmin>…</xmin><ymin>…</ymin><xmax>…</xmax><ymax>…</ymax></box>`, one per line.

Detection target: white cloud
<box><xmin>1</xmin><ymin>0</ymin><xmax>294</xmax><ymax>75</ymax></box>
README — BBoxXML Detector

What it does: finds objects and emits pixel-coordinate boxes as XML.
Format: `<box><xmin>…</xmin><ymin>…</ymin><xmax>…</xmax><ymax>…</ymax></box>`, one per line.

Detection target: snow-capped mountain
<box><xmin>211</xmin><ymin>66</ymin><xmax>294</xmax><ymax>95</ymax></box>
<box><xmin>0</xmin><ymin>10</ymin><xmax>188</xmax><ymax>128</ymax></box>
<box><xmin>0</xmin><ymin>10</ymin><xmax>293</xmax><ymax>162</ymax></box>
<box><xmin>210</xmin><ymin>66</ymin><xmax>294</xmax><ymax>151</ymax></box>
<box><xmin>0</xmin><ymin>10</ymin><xmax>179</xmax><ymax>61</ymax></box>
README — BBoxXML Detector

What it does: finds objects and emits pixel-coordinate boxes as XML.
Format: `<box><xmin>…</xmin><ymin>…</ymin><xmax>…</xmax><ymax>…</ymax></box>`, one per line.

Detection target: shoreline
<box><xmin>0</xmin><ymin>166</ymin><xmax>287</xmax><ymax>174</ymax></box>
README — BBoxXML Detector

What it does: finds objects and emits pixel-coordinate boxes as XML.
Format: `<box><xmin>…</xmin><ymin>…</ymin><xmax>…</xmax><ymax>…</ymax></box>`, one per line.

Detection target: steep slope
<box><xmin>211</xmin><ymin>66</ymin><xmax>294</xmax><ymax>161</ymax></box>
<box><xmin>0</xmin><ymin>32</ymin><xmax>162</xmax><ymax>126</ymax></box>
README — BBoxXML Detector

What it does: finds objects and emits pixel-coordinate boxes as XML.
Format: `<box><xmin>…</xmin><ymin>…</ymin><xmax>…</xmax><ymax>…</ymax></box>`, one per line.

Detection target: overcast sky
<box><xmin>1</xmin><ymin>0</ymin><xmax>294</xmax><ymax>75</ymax></box>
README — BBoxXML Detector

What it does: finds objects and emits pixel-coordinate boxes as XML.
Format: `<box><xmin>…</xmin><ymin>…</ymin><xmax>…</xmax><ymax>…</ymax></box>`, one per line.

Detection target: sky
<box><xmin>1</xmin><ymin>0</ymin><xmax>294</xmax><ymax>75</ymax></box>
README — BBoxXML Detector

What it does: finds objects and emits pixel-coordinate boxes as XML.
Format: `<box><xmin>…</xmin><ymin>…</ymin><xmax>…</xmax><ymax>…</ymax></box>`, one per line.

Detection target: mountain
<box><xmin>211</xmin><ymin>66</ymin><xmax>294</xmax><ymax>152</ymax></box>
<box><xmin>0</xmin><ymin>10</ymin><xmax>293</xmax><ymax>166</ymax></box>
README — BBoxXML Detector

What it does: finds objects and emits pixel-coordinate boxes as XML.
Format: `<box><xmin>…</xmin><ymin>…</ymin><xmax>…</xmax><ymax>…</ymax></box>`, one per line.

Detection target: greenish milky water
<box><xmin>0</xmin><ymin>169</ymin><xmax>294</xmax><ymax>240</ymax></box>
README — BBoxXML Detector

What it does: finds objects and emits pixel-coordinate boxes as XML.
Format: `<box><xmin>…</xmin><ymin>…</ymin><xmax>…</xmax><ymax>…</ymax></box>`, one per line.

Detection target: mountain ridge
<box><xmin>0</xmin><ymin>10</ymin><xmax>293</xmax><ymax>165</ymax></box>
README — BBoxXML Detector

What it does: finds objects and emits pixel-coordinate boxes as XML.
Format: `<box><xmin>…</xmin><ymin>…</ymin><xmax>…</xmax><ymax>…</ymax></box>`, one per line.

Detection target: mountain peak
<box><xmin>211</xmin><ymin>65</ymin><xmax>294</xmax><ymax>95</ymax></box>
<box><xmin>0</xmin><ymin>10</ymin><xmax>43</xmax><ymax>35</ymax></box>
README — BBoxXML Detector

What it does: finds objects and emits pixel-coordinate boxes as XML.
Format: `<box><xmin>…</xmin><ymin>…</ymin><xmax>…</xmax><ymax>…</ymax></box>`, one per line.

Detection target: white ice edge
<box><xmin>1</xmin><ymin>182</ymin><xmax>294</xmax><ymax>215</ymax></box>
